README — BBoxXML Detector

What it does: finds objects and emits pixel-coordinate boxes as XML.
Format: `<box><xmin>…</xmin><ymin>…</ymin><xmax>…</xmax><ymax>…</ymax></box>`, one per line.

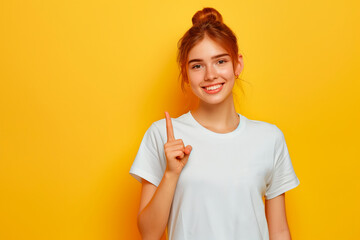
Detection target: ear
<box><xmin>234</xmin><ymin>54</ymin><xmax>244</xmax><ymax>76</ymax></box>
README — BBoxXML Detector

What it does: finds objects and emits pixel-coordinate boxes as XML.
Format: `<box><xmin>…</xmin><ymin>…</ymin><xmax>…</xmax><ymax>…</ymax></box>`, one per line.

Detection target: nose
<box><xmin>204</xmin><ymin>64</ymin><xmax>218</xmax><ymax>81</ymax></box>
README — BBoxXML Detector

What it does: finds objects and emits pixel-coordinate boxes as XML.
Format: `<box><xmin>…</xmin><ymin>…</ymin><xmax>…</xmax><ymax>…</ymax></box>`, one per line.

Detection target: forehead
<box><xmin>188</xmin><ymin>36</ymin><xmax>229</xmax><ymax>60</ymax></box>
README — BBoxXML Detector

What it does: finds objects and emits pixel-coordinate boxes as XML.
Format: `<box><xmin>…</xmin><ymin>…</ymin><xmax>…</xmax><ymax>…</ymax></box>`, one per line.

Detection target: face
<box><xmin>186</xmin><ymin>36</ymin><xmax>243</xmax><ymax>106</ymax></box>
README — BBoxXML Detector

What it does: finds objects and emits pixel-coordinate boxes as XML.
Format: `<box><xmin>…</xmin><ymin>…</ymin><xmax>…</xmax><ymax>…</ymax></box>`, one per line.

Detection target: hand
<box><xmin>164</xmin><ymin>111</ymin><xmax>192</xmax><ymax>176</ymax></box>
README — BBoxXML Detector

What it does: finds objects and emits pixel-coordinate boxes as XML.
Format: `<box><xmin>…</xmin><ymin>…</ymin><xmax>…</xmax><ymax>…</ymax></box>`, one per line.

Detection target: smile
<box><xmin>202</xmin><ymin>83</ymin><xmax>225</xmax><ymax>94</ymax></box>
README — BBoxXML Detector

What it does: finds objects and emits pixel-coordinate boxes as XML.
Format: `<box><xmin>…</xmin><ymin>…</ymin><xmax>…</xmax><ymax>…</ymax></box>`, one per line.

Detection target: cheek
<box><xmin>218</xmin><ymin>66</ymin><xmax>235</xmax><ymax>78</ymax></box>
<box><xmin>188</xmin><ymin>71</ymin><xmax>203</xmax><ymax>84</ymax></box>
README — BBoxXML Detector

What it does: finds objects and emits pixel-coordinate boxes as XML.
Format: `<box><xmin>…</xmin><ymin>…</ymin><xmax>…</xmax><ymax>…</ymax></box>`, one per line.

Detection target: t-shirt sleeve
<box><xmin>265</xmin><ymin>126</ymin><xmax>300</xmax><ymax>200</ymax></box>
<box><xmin>129</xmin><ymin>122</ymin><xmax>166</xmax><ymax>187</ymax></box>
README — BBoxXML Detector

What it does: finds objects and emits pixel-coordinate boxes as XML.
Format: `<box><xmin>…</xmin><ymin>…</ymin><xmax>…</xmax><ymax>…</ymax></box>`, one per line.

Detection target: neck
<box><xmin>190</xmin><ymin>93</ymin><xmax>239</xmax><ymax>133</ymax></box>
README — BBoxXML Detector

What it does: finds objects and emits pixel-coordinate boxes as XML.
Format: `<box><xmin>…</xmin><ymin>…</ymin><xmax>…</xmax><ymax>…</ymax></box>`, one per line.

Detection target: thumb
<box><xmin>184</xmin><ymin>145</ymin><xmax>192</xmax><ymax>155</ymax></box>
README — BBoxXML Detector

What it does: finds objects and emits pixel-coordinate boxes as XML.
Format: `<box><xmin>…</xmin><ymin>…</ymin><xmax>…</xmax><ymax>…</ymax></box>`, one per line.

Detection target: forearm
<box><xmin>138</xmin><ymin>171</ymin><xmax>180</xmax><ymax>240</ymax></box>
<box><xmin>269</xmin><ymin>230</ymin><xmax>291</xmax><ymax>240</ymax></box>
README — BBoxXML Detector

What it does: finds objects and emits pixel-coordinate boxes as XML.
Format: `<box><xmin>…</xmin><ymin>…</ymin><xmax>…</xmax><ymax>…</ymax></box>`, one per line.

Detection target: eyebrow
<box><xmin>188</xmin><ymin>53</ymin><xmax>230</xmax><ymax>65</ymax></box>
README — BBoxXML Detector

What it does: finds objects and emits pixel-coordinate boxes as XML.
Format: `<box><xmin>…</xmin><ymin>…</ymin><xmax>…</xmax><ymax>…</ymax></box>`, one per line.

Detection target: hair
<box><xmin>177</xmin><ymin>7</ymin><xmax>242</xmax><ymax>93</ymax></box>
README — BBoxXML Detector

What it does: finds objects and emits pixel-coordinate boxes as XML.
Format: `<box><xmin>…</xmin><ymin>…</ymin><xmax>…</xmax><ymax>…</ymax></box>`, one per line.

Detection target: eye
<box><xmin>191</xmin><ymin>64</ymin><xmax>201</xmax><ymax>69</ymax></box>
<box><xmin>218</xmin><ymin>59</ymin><xmax>227</xmax><ymax>64</ymax></box>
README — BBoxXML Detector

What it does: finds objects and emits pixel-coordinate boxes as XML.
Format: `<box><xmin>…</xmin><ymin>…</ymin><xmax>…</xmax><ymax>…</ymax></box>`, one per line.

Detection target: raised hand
<box><xmin>164</xmin><ymin>111</ymin><xmax>192</xmax><ymax>176</ymax></box>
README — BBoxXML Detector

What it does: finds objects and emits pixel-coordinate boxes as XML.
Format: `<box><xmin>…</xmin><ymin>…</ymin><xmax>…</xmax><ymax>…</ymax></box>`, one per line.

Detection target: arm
<box><xmin>137</xmin><ymin>171</ymin><xmax>179</xmax><ymax>240</ymax></box>
<box><xmin>137</xmin><ymin>112</ymin><xmax>192</xmax><ymax>240</ymax></box>
<box><xmin>265</xmin><ymin>193</ymin><xmax>292</xmax><ymax>240</ymax></box>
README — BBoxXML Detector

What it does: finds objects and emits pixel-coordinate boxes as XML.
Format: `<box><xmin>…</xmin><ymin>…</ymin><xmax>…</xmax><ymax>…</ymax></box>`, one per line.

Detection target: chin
<box><xmin>198</xmin><ymin>93</ymin><xmax>233</xmax><ymax>105</ymax></box>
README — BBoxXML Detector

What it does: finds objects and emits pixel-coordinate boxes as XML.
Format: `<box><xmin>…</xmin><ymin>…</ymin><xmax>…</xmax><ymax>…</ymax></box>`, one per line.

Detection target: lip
<box><xmin>201</xmin><ymin>82</ymin><xmax>225</xmax><ymax>88</ymax></box>
<box><xmin>202</xmin><ymin>82</ymin><xmax>225</xmax><ymax>94</ymax></box>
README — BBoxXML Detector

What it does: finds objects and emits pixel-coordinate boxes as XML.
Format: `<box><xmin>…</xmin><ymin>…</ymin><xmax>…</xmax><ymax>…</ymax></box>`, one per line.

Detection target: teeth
<box><xmin>205</xmin><ymin>84</ymin><xmax>222</xmax><ymax>91</ymax></box>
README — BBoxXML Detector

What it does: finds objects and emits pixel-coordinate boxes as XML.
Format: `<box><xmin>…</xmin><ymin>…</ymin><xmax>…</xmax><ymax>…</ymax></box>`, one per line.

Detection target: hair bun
<box><xmin>192</xmin><ymin>7</ymin><xmax>223</xmax><ymax>25</ymax></box>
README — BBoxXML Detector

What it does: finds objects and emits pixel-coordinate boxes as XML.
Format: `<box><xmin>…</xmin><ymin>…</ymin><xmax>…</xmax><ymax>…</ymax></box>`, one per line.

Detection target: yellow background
<box><xmin>1</xmin><ymin>0</ymin><xmax>359</xmax><ymax>239</ymax></box>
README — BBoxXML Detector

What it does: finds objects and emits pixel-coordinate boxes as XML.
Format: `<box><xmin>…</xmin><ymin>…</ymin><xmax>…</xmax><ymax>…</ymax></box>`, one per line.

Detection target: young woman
<box><xmin>130</xmin><ymin>7</ymin><xmax>300</xmax><ymax>240</ymax></box>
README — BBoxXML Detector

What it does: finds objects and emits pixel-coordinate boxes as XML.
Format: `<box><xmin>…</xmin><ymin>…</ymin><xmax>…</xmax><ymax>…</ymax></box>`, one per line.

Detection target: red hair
<box><xmin>177</xmin><ymin>7</ymin><xmax>240</xmax><ymax>93</ymax></box>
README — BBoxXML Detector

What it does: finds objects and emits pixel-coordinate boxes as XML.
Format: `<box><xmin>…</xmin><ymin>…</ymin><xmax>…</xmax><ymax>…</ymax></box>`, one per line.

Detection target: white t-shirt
<box><xmin>129</xmin><ymin>111</ymin><xmax>300</xmax><ymax>240</ymax></box>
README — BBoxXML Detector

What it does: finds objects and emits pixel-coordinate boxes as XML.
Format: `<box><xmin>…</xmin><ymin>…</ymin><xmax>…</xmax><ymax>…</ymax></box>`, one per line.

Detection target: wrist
<box><xmin>164</xmin><ymin>170</ymin><xmax>180</xmax><ymax>181</ymax></box>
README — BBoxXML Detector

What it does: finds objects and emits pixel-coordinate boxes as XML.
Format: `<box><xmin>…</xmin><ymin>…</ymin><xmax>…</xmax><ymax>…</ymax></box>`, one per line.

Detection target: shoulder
<box><xmin>153</xmin><ymin>111</ymin><xmax>190</xmax><ymax>130</ymax></box>
<box><xmin>146</xmin><ymin>112</ymin><xmax>190</xmax><ymax>141</ymax></box>
<box><xmin>245</xmin><ymin>116</ymin><xmax>288</xmax><ymax>148</ymax></box>
<box><xmin>243</xmin><ymin>115</ymin><xmax>281</xmax><ymax>138</ymax></box>
<box><xmin>243</xmin><ymin>116</ymin><xmax>288</xmax><ymax>155</ymax></box>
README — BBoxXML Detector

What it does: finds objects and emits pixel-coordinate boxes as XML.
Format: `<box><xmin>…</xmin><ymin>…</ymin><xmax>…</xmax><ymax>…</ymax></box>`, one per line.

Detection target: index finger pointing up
<box><xmin>165</xmin><ymin>111</ymin><xmax>175</xmax><ymax>142</ymax></box>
